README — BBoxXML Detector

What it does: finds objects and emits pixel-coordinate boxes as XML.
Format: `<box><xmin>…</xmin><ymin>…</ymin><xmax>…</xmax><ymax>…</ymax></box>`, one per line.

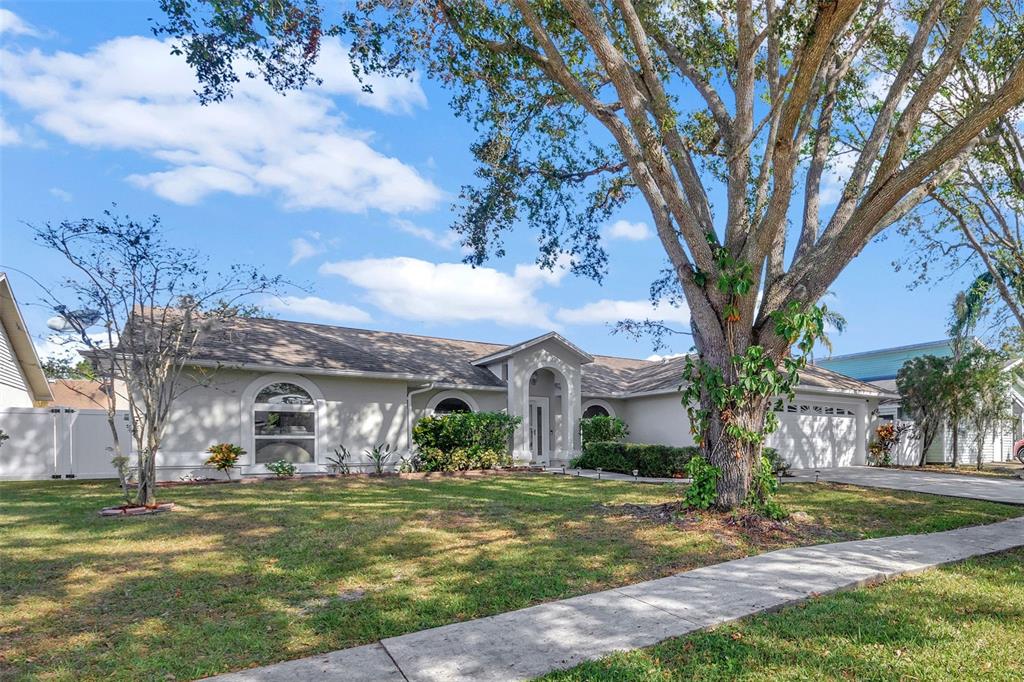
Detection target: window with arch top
<box><xmin>254</xmin><ymin>381</ymin><xmax>316</xmax><ymax>464</ymax></box>
<box><xmin>583</xmin><ymin>404</ymin><xmax>610</xmax><ymax>419</ymax></box>
<box><xmin>433</xmin><ymin>397</ymin><xmax>473</xmax><ymax>415</ymax></box>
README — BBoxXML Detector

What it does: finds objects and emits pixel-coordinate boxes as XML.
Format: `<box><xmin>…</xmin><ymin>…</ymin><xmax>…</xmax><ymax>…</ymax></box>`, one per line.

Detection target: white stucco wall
<box><xmin>157</xmin><ymin>369</ymin><xmax>411</xmax><ymax>477</ymax></box>
<box><xmin>612</xmin><ymin>390</ymin><xmax>877</xmax><ymax>469</ymax></box>
<box><xmin>619</xmin><ymin>394</ymin><xmax>695</xmax><ymax>447</ymax></box>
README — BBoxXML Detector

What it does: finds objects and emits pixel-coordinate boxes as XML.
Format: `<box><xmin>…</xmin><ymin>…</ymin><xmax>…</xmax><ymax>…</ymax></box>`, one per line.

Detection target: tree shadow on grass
<box><xmin>2</xmin><ymin>476</ymin><xmax>1021</xmax><ymax>680</ymax></box>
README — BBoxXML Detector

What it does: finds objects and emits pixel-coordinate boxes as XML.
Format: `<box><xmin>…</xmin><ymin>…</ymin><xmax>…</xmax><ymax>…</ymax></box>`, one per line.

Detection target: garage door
<box><xmin>767</xmin><ymin>401</ymin><xmax>860</xmax><ymax>469</ymax></box>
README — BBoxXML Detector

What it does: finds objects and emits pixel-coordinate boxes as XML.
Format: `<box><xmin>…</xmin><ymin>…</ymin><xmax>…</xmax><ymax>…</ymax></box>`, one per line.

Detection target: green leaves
<box><xmin>684</xmin><ymin>455</ymin><xmax>721</xmax><ymax>510</ymax></box>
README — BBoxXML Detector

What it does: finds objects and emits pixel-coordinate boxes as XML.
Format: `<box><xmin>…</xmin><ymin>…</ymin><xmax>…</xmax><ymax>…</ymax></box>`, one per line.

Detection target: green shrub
<box><xmin>746</xmin><ymin>454</ymin><xmax>787</xmax><ymax>520</ymax></box>
<box><xmin>684</xmin><ymin>455</ymin><xmax>721</xmax><ymax>510</ymax></box>
<box><xmin>579</xmin><ymin>415</ymin><xmax>629</xmax><ymax>447</ymax></box>
<box><xmin>570</xmin><ymin>441</ymin><xmax>699</xmax><ymax>478</ymax></box>
<box><xmin>412</xmin><ymin>411</ymin><xmax>521</xmax><ymax>472</ymax></box>
<box><xmin>763</xmin><ymin>447</ymin><xmax>790</xmax><ymax>477</ymax></box>
<box><xmin>266</xmin><ymin>459</ymin><xmax>296</xmax><ymax>478</ymax></box>
<box><xmin>365</xmin><ymin>442</ymin><xmax>394</xmax><ymax>474</ymax></box>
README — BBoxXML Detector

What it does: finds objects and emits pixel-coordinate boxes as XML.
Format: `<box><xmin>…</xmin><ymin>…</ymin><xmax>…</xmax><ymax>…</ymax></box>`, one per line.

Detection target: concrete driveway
<box><xmin>790</xmin><ymin>466</ymin><xmax>1024</xmax><ymax>506</ymax></box>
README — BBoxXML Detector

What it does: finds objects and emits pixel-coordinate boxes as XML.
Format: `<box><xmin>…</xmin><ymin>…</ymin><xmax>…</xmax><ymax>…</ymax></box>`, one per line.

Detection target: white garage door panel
<box><xmin>767</xmin><ymin>402</ymin><xmax>861</xmax><ymax>469</ymax></box>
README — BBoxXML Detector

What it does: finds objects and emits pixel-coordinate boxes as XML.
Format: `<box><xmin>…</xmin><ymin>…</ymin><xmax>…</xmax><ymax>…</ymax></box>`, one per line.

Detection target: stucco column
<box><xmin>855</xmin><ymin>400</ymin><xmax>869</xmax><ymax>464</ymax></box>
<box><xmin>507</xmin><ymin>358</ymin><xmax>531</xmax><ymax>464</ymax></box>
<box><xmin>565</xmin><ymin>371</ymin><xmax>582</xmax><ymax>457</ymax></box>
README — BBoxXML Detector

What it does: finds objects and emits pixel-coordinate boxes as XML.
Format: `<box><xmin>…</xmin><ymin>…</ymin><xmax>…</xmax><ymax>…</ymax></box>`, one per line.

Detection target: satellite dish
<box><xmin>46</xmin><ymin>316</ymin><xmax>72</xmax><ymax>332</ymax></box>
<box><xmin>46</xmin><ymin>309</ymin><xmax>102</xmax><ymax>331</ymax></box>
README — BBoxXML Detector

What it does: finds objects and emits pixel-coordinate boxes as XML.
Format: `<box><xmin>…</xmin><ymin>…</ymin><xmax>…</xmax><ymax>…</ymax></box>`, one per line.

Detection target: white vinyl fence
<box><xmin>887</xmin><ymin>420</ymin><xmax>922</xmax><ymax>466</ymax></box>
<box><xmin>0</xmin><ymin>407</ymin><xmax>131</xmax><ymax>480</ymax></box>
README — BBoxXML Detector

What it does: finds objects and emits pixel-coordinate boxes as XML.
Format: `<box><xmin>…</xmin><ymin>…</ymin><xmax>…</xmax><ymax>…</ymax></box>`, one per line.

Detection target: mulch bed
<box><xmin>99</xmin><ymin>502</ymin><xmax>175</xmax><ymax>517</ymax></box>
<box><xmin>147</xmin><ymin>467</ymin><xmax>546</xmax><ymax>488</ymax></box>
<box><xmin>600</xmin><ymin>501</ymin><xmax>843</xmax><ymax>547</ymax></box>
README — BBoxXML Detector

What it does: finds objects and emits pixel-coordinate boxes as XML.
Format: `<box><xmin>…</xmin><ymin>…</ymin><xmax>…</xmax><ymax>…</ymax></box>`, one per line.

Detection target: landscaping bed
<box><xmin>1</xmin><ymin>476</ymin><xmax>1020</xmax><ymax>681</ymax></box>
<box><xmin>891</xmin><ymin>463</ymin><xmax>1024</xmax><ymax>479</ymax></box>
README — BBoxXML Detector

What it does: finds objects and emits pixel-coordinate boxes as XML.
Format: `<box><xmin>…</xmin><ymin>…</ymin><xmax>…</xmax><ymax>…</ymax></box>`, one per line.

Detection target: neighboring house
<box><xmin>103</xmin><ymin>315</ymin><xmax>890</xmax><ymax>480</ymax></box>
<box><xmin>48</xmin><ymin>379</ymin><xmax>121</xmax><ymax>410</ymax></box>
<box><xmin>817</xmin><ymin>340</ymin><xmax>1024</xmax><ymax>464</ymax></box>
<box><xmin>0</xmin><ymin>273</ymin><xmax>52</xmax><ymax>408</ymax></box>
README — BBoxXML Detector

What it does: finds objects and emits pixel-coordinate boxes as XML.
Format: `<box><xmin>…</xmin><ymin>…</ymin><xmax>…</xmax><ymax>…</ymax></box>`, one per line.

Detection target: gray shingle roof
<box><xmin>179</xmin><ymin>316</ymin><xmax>888</xmax><ymax>397</ymax></box>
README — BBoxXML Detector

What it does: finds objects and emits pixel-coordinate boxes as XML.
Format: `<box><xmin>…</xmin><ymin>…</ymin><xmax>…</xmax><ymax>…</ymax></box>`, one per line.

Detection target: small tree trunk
<box><xmin>951</xmin><ymin>417</ymin><xmax>960</xmax><ymax>468</ymax></box>
<box><xmin>135</xmin><ymin>449</ymin><xmax>157</xmax><ymax>506</ymax></box>
<box><xmin>976</xmin><ymin>422</ymin><xmax>986</xmax><ymax>471</ymax></box>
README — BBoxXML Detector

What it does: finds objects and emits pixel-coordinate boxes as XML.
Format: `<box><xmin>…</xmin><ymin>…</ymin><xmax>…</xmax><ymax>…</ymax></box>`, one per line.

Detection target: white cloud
<box><xmin>263</xmin><ymin>295</ymin><xmax>371</xmax><ymax>324</ymax></box>
<box><xmin>0</xmin><ymin>9</ymin><xmax>39</xmax><ymax>37</ymax></box>
<box><xmin>319</xmin><ymin>256</ymin><xmax>568</xmax><ymax>328</ymax></box>
<box><xmin>646</xmin><ymin>352</ymin><xmax>687</xmax><ymax>362</ymax></box>
<box><xmin>0</xmin><ymin>115</ymin><xmax>22</xmax><ymax>145</ymax></box>
<box><xmin>390</xmin><ymin>218</ymin><xmax>460</xmax><ymax>250</ymax></box>
<box><xmin>0</xmin><ymin>36</ymin><xmax>440</xmax><ymax>213</ymax></box>
<box><xmin>556</xmin><ymin>298</ymin><xmax>690</xmax><ymax>326</ymax></box>
<box><xmin>289</xmin><ymin>237</ymin><xmax>322</xmax><ymax>266</ymax></box>
<box><xmin>49</xmin><ymin>187</ymin><xmax>72</xmax><ymax>202</ymax></box>
<box><xmin>604</xmin><ymin>220</ymin><xmax>651</xmax><ymax>241</ymax></box>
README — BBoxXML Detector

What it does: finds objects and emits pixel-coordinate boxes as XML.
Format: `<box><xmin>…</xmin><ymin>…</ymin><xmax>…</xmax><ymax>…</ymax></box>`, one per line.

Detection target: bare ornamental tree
<box><xmin>33</xmin><ymin>212</ymin><xmax>285</xmax><ymax>506</ymax></box>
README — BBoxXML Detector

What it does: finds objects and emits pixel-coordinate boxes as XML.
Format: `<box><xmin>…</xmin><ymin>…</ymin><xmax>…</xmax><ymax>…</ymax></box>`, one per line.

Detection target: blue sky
<box><xmin>0</xmin><ymin>2</ymin><xmax>970</xmax><ymax>362</ymax></box>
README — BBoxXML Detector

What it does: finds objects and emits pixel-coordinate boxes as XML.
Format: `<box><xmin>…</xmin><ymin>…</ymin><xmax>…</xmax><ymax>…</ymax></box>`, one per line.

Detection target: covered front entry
<box><xmin>475</xmin><ymin>333</ymin><xmax>589</xmax><ymax>466</ymax></box>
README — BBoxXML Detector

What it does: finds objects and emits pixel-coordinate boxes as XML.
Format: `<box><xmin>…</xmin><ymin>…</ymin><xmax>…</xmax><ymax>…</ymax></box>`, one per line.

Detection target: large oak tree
<box><xmin>156</xmin><ymin>0</ymin><xmax>1024</xmax><ymax>508</ymax></box>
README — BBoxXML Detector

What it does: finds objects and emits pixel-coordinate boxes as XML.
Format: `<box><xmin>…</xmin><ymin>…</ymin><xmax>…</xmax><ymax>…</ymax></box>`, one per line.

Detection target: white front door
<box><xmin>529</xmin><ymin>397</ymin><xmax>549</xmax><ymax>464</ymax></box>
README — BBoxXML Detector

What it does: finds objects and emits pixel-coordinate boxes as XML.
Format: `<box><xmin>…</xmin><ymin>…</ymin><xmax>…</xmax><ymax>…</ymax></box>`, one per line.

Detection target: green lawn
<box><xmin>543</xmin><ymin>548</ymin><xmax>1024</xmax><ymax>681</ymax></box>
<box><xmin>1</xmin><ymin>475</ymin><xmax>1020</xmax><ymax>681</ymax></box>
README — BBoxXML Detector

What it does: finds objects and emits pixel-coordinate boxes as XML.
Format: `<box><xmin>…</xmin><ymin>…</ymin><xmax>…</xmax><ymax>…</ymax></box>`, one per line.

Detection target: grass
<box><xmin>1</xmin><ymin>475</ymin><xmax>1021</xmax><ymax>681</ymax></box>
<box><xmin>543</xmin><ymin>548</ymin><xmax>1024</xmax><ymax>681</ymax></box>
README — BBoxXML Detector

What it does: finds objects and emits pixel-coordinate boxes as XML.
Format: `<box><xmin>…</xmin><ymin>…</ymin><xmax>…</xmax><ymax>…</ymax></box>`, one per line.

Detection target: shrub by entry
<box><xmin>412</xmin><ymin>411</ymin><xmax>521</xmax><ymax>471</ymax></box>
<box><xmin>579</xmin><ymin>415</ymin><xmax>629</xmax><ymax>447</ymax></box>
<box><xmin>571</xmin><ymin>442</ymin><xmax>699</xmax><ymax>478</ymax></box>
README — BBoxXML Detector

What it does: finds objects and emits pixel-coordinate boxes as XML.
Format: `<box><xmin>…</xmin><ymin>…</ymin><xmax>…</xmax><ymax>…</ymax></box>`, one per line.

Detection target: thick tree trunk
<box><xmin>700</xmin><ymin>394</ymin><xmax>768</xmax><ymax>509</ymax></box>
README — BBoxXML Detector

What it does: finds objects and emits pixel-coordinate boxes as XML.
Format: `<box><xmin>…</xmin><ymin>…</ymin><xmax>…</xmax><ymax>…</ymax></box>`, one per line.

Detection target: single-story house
<box><xmin>0</xmin><ymin>272</ymin><xmax>52</xmax><ymax>408</ymax></box>
<box><xmin>119</xmin><ymin>315</ymin><xmax>892</xmax><ymax>479</ymax></box>
<box><xmin>817</xmin><ymin>339</ymin><xmax>1024</xmax><ymax>464</ymax></box>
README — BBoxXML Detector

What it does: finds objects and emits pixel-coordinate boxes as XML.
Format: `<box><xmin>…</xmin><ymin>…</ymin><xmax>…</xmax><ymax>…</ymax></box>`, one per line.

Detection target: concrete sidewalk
<box><xmin>789</xmin><ymin>466</ymin><xmax>1024</xmax><ymax>505</ymax></box>
<box><xmin>204</xmin><ymin>516</ymin><xmax>1024</xmax><ymax>682</ymax></box>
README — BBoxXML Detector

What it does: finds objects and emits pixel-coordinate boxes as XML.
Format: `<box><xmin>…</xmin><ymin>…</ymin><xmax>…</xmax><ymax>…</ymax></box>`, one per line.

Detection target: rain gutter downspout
<box><xmin>407</xmin><ymin>382</ymin><xmax>434</xmax><ymax>454</ymax></box>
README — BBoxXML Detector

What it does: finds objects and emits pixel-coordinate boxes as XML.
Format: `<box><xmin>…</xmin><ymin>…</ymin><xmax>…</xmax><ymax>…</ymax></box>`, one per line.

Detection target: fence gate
<box><xmin>0</xmin><ymin>407</ymin><xmax>131</xmax><ymax>480</ymax></box>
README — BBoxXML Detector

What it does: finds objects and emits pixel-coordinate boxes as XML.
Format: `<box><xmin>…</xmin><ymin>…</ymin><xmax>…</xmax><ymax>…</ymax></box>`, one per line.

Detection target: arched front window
<box><xmin>254</xmin><ymin>382</ymin><xmax>316</xmax><ymax>464</ymax></box>
<box><xmin>434</xmin><ymin>397</ymin><xmax>472</xmax><ymax>415</ymax></box>
<box><xmin>583</xmin><ymin>404</ymin><xmax>610</xmax><ymax>419</ymax></box>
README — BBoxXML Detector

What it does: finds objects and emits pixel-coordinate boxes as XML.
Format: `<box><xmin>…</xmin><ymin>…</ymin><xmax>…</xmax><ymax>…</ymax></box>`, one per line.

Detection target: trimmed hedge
<box><xmin>412</xmin><ymin>411</ymin><xmax>521</xmax><ymax>472</ymax></box>
<box><xmin>580</xmin><ymin>415</ymin><xmax>629</xmax><ymax>447</ymax></box>
<box><xmin>570</xmin><ymin>441</ymin><xmax>700</xmax><ymax>478</ymax></box>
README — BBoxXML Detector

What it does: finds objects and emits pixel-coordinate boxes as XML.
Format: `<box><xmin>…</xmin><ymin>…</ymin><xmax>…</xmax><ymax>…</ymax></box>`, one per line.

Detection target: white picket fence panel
<box><xmin>0</xmin><ymin>407</ymin><xmax>132</xmax><ymax>480</ymax></box>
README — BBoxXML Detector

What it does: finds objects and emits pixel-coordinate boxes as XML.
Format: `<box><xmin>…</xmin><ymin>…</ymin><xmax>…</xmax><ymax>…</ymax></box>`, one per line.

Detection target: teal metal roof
<box><xmin>816</xmin><ymin>339</ymin><xmax>955</xmax><ymax>381</ymax></box>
